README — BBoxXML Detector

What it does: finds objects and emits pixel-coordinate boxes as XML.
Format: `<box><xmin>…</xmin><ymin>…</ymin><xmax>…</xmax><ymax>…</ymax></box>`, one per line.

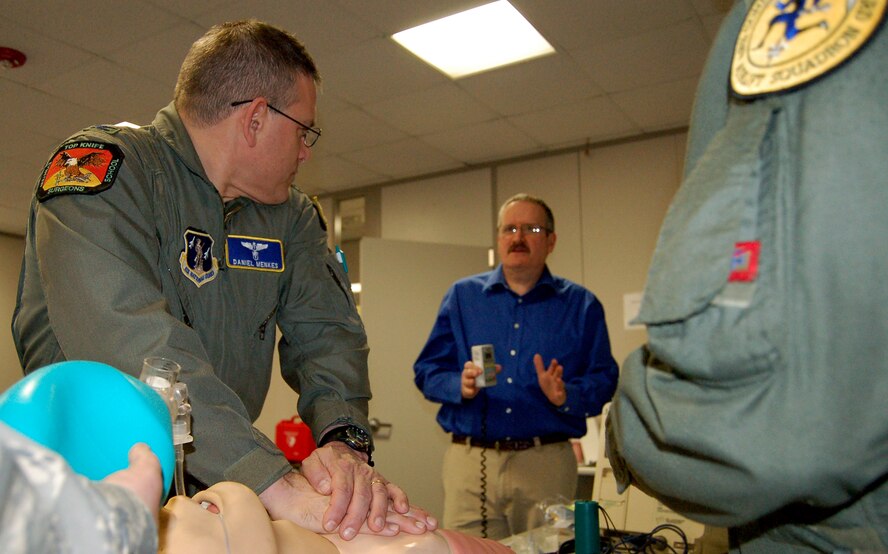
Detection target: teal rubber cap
<box><xmin>0</xmin><ymin>360</ymin><xmax>174</xmax><ymax>497</ymax></box>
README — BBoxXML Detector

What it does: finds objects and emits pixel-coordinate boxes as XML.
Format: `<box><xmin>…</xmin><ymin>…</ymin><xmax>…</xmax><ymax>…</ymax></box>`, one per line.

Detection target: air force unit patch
<box><xmin>37</xmin><ymin>141</ymin><xmax>124</xmax><ymax>202</ymax></box>
<box><xmin>226</xmin><ymin>235</ymin><xmax>285</xmax><ymax>272</ymax></box>
<box><xmin>180</xmin><ymin>228</ymin><xmax>219</xmax><ymax>287</ymax></box>
<box><xmin>731</xmin><ymin>0</ymin><xmax>887</xmax><ymax>98</ymax></box>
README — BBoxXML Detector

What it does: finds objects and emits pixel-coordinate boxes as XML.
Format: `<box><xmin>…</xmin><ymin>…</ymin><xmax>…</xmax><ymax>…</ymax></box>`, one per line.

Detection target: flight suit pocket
<box><xmin>323</xmin><ymin>251</ymin><xmax>357</xmax><ymax>314</ymax></box>
<box><xmin>636</xmin><ymin>105</ymin><xmax>785</xmax><ymax>384</ymax></box>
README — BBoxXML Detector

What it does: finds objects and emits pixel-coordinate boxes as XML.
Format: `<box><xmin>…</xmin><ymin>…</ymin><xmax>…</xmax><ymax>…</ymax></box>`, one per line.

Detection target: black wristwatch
<box><xmin>319</xmin><ymin>425</ymin><xmax>374</xmax><ymax>466</ymax></box>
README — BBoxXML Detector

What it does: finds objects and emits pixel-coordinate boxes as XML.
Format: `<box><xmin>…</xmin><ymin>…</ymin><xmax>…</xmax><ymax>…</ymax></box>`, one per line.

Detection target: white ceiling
<box><xmin>0</xmin><ymin>0</ymin><xmax>734</xmax><ymax>237</ymax></box>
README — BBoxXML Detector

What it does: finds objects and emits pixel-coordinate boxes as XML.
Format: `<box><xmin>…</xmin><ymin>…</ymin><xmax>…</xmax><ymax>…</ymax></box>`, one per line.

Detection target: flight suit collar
<box><xmin>152</xmin><ymin>102</ymin><xmax>213</xmax><ymax>188</ymax></box>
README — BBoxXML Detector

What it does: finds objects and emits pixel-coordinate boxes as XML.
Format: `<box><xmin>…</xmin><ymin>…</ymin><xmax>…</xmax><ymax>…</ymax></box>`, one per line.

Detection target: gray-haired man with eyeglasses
<box><xmin>414</xmin><ymin>193</ymin><xmax>619</xmax><ymax>539</ymax></box>
<box><xmin>13</xmin><ymin>19</ymin><xmax>435</xmax><ymax>541</ymax></box>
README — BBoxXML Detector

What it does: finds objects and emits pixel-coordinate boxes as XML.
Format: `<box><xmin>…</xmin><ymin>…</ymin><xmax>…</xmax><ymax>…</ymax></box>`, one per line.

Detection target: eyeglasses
<box><xmin>230</xmin><ymin>100</ymin><xmax>322</xmax><ymax>147</ymax></box>
<box><xmin>499</xmin><ymin>224</ymin><xmax>550</xmax><ymax>236</ymax></box>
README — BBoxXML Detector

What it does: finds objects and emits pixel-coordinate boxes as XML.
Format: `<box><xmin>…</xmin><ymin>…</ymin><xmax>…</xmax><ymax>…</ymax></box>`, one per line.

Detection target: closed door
<box><xmin>360</xmin><ymin>237</ymin><xmax>490</xmax><ymax>518</ymax></box>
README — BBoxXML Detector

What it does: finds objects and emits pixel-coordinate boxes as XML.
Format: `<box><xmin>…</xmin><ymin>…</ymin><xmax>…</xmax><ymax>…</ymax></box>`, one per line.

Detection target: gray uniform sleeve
<box><xmin>275</xmin><ymin>197</ymin><xmax>372</xmax><ymax>440</ymax></box>
<box><xmin>0</xmin><ymin>423</ymin><xmax>157</xmax><ymax>554</ymax></box>
<box><xmin>17</xmin><ymin>132</ymin><xmax>292</xmax><ymax>493</ymax></box>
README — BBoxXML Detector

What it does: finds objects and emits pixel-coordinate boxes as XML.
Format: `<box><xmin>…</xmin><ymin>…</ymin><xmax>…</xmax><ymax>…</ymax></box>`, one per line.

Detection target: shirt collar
<box><xmin>483</xmin><ymin>264</ymin><xmax>558</xmax><ymax>297</ymax></box>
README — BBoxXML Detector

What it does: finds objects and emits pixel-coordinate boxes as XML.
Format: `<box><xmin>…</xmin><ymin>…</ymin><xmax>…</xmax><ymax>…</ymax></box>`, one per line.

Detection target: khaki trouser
<box><xmin>442</xmin><ymin>441</ymin><xmax>577</xmax><ymax>540</ymax></box>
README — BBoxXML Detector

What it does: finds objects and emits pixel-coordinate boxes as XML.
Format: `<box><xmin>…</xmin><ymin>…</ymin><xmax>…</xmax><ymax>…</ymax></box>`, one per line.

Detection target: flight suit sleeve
<box><xmin>19</xmin><ymin>131</ymin><xmax>292</xmax><ymax>493</ymax></box>
<box><xmin>275</xmin><ymin>195</ymin><xmax>372</xmax><ymax>442</ymax></box>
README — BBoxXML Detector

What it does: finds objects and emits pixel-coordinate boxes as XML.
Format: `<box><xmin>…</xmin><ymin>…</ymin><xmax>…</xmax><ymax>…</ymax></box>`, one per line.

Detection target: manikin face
<box><xmin>159</xmin><ymin>482</ymin><xmax>338</xmax><ymax>554</ymax></box>
<box><xmin>497</xmin><ymin>200</ymin><xmax>556</xmax><ymax>274</ymax></box>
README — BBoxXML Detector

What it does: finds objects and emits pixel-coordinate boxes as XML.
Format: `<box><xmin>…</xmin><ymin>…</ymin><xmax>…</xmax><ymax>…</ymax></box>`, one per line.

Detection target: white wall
<box><xmin>580</xmin><ymin>133</ymin><xmax>686</xmax><ymax>363</ymax></box>
<box><xmin>0</xmin><ymin>234</ymin><xmax>25</xmax><ymax>393</ymax></box>
<box><xmin>381</xmin><ymin>169</ymin><xmax>493</xmax><ymax>247</ymax></box>
<box><xmin>374</xmin><ymin>132</ymin><xmax>686</xmax><ymax>365</ymax></box>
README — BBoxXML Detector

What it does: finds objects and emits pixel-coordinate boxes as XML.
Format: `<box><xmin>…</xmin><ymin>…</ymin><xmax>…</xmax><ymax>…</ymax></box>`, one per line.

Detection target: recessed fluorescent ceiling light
<box><xmin>392</xmin><ymin>0</ymin><xmax>555</xmax><ymax>79</ymax></box>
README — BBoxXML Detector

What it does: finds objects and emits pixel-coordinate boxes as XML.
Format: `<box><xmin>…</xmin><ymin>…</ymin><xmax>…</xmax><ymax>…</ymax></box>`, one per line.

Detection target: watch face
<box><xmin>346</xmin><ymin>426</ymin><xmax>370</xmax><ymax>450</ymax></box>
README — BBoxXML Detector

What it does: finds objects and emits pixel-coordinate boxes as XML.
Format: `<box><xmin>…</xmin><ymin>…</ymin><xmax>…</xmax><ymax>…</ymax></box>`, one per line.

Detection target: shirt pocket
<box><xmin>636</xmin><ymin>104</ymin><xmax>786</xmax><ymax>385</ymax></box>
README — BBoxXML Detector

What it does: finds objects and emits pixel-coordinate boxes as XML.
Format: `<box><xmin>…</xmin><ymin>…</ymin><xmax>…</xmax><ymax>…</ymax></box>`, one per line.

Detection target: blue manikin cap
<box><xmin>0</xmin><ymin>360</ymin><xmax>175</xmax><ymax>498</ymax></box>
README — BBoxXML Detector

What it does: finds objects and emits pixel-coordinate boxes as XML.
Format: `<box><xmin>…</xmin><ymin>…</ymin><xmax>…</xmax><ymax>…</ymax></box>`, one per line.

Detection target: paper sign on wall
<box><xmin>623</xmin><ymin>292</ymin><xmax>644</xmax><ymax>330</ymax></box>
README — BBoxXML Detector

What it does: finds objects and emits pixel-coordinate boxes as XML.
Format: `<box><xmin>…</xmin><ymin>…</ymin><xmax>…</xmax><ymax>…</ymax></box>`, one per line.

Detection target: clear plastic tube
<box><xmin>171</xmin><ymin>382</ymin><xmax>192</xmax><ymax>496</ymax></box>
<box><xmin>175</xmin><ymin>443</ymin><xmax>186</xmax><ymax>496</ymax></box>
<box><xmin>140</xmin><ymin>357</ymin><xmax>191</xmax><ymax>496</ymax></box>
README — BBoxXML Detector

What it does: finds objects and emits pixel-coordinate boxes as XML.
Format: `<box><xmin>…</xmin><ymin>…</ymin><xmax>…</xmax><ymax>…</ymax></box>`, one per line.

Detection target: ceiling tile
<box><xmin>2</xmin><ymin>0</ymin><xmax>183</xmax><ymax>56</ymax></box>
<box><xmin>108</xmin><ymin>22</ymin><xmax>207</xmax><ymax>88</ymax></box>
<box><xmin>458</xmin><ymin>54</ymin><xmax>603</xmax><ymax>116</ymax></box>
<box><xmin>0</xmin><ymin>21</ymin><xmax>96</xmax><ymax>87</ymax></box>
<box><xmin>320</xmin><ymin>37</ymin><xmax>448</xmax><ymax>105</ymax></box>
<box><xmin>143</xmin><ymin>0</ymin><xmax>235</xmax><ymax>19</ymax></box>
<box><xmin>1</xmin><ymin>79</ymin><xmax>116</xmax><ymax>142</ymax></box>
<box><xmin>690</xmin><ymin>0</ymin><xmax>737</xmax><ymax>17</ymax></box>
<box><xmin>36</xmin><ymin>59</ymin><xmax>172</xmax><ymax>125</ymax></box>
<box><xmin>572</xmin><ymin>19</ymin><xmax>712</xmax><ymax>93</ymax></box>
<box><xmin>508</xmin><ymin>96</ymin><xmax>640</xmax><ymax>147</ymax></box>
<box><xmin>297</xmin><ymin>155</ymin><xmax>386</xmax><ymax>196</ymax></box>
<box><xmin>312</xmin><ymin>107</ymin><xmax>408</xmax><ymax>155</ymax></box>
<box><xmin>334</xmin><ymin>0</ymin><xmax>485</xmax><ymax>35</ymax></box>
<box><xmin>0</xmin><ymin>0</ymin><xmax>732</xmax><ymax>236</ymax></box>
<box><xmin>194</xmin><ymin>0</ymin><xmax>379</xmax><ymax>56</ymax></box>
<box><xmin>421</xmin><ymin>119</ymin><xmax>539</xmax><ymax>163</ymax></box>
<box><xmin>611</xmin><ymin>77</ymin><xmax>700</xmax><ymax>132</ymax></box>
<box><xmin>342</xmin><ymin>138</ymin><xmax>459</xmax><ymax>178</ymax></box>
<box><xmin>364</xmin><ymin>83</ymin><xmax>498</xmax><ymax>135</ymax></box>
<box><xmin>513</xmin><ymin>0</ymin><xmax>697</xmax><ymax>51</ymax></box>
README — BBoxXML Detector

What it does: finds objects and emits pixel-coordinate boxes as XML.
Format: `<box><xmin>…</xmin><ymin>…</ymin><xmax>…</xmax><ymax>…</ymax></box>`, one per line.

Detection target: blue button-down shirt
<box><xmin>414</xmin><ymin>265</ymin><xmax>618</xmax><ymax>441</ymax></box>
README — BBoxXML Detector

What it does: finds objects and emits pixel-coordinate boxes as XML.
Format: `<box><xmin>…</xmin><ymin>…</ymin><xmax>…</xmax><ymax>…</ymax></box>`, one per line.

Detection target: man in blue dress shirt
<box><xmin>414</xmin><ymin>193</ymin><xmax>619</xmax><ymax>539</ymax></box>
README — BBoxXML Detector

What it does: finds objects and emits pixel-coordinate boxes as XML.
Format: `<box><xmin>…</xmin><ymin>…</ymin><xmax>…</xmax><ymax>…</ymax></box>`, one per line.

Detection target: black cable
<box><xmin>647</xmin><ymin>524</ymin><xmax>688</xmax><ymax>554</ymax></box>
<box><xmin>599</xmin><ymin>504</ymin><xmax>617</xmax><ymax>534</ymax></box>
<box><xmin>597</xmin><ymin>522</ymin><xmax>688</xmax><ymax>554</ymax></box>
<box><xmin>479</xmin><ymin>393</ymin><xmax>489</xmax><ymax>539</ymax></box>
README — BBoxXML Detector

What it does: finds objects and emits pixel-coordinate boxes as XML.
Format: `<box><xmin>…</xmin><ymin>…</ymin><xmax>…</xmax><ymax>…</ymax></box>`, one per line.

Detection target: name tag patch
<box><xmin>731</xmin><ymin>0</ymin><xmax>887</xmax><ymax>98</ymax></box>
<box><xmin>729</xmin><ymin>241</ymin><xmax>761</xmax><ymax>282</ymax></box>
<box><xmin>180</xmin><ymin>228</ymin><xmax>219</xmax><ymax>288</ymax></box>
<box><xmin>226</xmin><ymin>236</ymin><xmax>285</xmax><ymax>272</ymax></box>
<box><xmin>37</xmin><ymin>141</ymin><xmax>124</xmax><ymax>202</ymax></box>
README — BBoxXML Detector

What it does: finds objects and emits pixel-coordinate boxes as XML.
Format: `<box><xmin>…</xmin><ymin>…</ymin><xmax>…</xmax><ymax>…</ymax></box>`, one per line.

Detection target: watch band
<box><xmin>319</xmin><ymin>425</ymin><xmax>374</xmax><ymax>466</ymax></box>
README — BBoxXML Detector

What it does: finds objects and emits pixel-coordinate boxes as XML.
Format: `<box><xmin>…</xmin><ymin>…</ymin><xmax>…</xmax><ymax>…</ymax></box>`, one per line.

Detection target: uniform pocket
<box><xmin>637</xmin><ymin>104</ymin><xmax>785</xmax><ymax>384</ymax></box>
<box><xmin>323</xmin><ymin>251</ymin><xmax>357</xmax><ymax>313</ymax></box>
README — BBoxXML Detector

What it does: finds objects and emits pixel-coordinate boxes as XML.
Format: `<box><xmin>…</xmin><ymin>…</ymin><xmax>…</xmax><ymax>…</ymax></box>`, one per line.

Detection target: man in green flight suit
<box><xmin>12</xmin><ymin>19</ymin><xmax>435</xmax><ymax>541</ymax></box>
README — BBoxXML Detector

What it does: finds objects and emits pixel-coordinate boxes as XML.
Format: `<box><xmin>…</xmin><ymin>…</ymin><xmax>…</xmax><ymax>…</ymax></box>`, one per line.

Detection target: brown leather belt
<box><xmin>451</xmin><ymin>434</ymin><xmax>569</xmax><ymax>451</ymax></box>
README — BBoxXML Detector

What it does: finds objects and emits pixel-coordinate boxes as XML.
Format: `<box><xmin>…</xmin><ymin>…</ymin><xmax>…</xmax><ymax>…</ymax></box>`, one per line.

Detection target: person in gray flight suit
<box><xmin>606</xmin><ymin>0</ymin><xmax>888</xmax><ymax>552</ymax></box>
<box><xmin>12</xmin><ymin>19</ymin><xmax>434</xmax><ymax>541</ymax></box>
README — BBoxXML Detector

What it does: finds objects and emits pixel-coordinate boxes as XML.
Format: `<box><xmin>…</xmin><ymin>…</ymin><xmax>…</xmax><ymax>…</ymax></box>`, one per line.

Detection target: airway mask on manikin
<box><xmin>0</xmin><ymin>359</ymin><xmax>176</xmax><ymax>500</ymax></box>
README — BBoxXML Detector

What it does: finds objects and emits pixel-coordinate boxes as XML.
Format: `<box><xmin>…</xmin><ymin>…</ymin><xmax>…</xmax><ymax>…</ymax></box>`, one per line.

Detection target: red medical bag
<box><xmin>275</xmin><ymin>415</ymin><xmax>316</xmax><ymax>462</ymax></box>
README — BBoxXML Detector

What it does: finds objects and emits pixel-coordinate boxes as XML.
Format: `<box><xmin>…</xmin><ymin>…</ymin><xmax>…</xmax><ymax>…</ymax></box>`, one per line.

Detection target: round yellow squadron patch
<box><xmin>731</xmin><ymin>0</ymin><xmax>887</xmax><ymax>98</ymax></box>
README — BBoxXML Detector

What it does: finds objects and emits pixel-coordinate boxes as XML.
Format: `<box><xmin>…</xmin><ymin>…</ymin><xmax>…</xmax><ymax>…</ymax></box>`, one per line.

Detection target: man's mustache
<box><xmin>508</xmin><ymin>243</ymin><xmax>529</xmax><ymax>253</ymax></box>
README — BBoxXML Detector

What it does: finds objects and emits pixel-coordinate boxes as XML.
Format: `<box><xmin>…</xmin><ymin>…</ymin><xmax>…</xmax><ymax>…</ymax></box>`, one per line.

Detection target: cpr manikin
<box><xmin>161</xmin><ymin>480</ymin><xmax>510</xmax><ymax>553</ymax></box>
<box><xmin>0</xmin><ymin>360</ymin><xmax>510</xmax><ymax>553</ymax></box>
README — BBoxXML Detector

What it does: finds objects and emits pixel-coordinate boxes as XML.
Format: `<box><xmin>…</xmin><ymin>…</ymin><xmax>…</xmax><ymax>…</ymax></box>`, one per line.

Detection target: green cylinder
<box><xmin>574</xmin><ymin>500</ymin><xmax>601</xmax><ymax>554</ymax></box>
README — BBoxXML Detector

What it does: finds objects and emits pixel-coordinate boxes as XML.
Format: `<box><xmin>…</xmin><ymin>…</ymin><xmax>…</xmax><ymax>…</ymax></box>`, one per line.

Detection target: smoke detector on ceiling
<box><xmin>0</xmin><ymin>47</ymin><xmax>27</xmax><ymax>69</ymax></box>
